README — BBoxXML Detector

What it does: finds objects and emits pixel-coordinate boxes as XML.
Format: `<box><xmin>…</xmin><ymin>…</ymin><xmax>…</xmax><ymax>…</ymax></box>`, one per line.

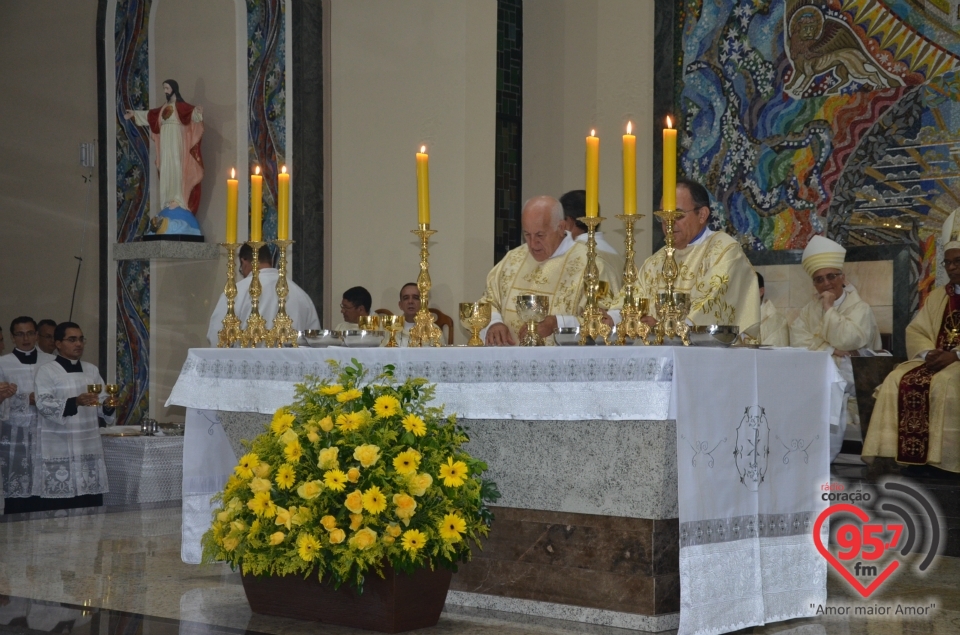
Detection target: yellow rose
<box><xmin>275</xmin><ymin>506</ymin><xmax>293</xmax><ymax>530</ymax></box>
<box><xmin>350</xmin><ymin>513</ymin><xmax>364</xmax><ymax>530</ymax></box>
<box><xmin>347</xmin><ymin>467</ymin><xmax>361</xmax><ymax>483</ymax></box>
<box><xmin>307</xmin><ymin>430</ymin><xmax>320</xmax><ymax>443</ymax></box>
<box><xmin>345</xmin><ymin>490</ymin><xmax>364</xmax><ymax>514</ymax></box>
<box><xmin>318</xmin><ymin>415</ymin><xmax>334</xmax><ymax>432</ymax></box>
<box><xmin>349</xmin><ymin>527</ymin><xmax>377</xmax><ymax>550</ymax></box>
<box><xmin>393</xmin><ymin>493</ymin><xmax>417</xmax><ymax>523</ymax></box>
<box><xmin>383</xmin><ymin>535</ymin><xmax>395</xmax><ymax>545</ymax></box>
<box><xmin>279</xmin><ymin>428</ymin><xmax>298</xmax><ymax>445</ymax></box>
<box><xmin>317</xmin><ymin>447</ymin><xmax>339</xmax><ymax>470</ymax></box>
<box><xmin>222</xmin><ymin>536</ymin><xmax>240</xmax><ymax>552</ymax></box>
<box><xmin>269</xmin><ymin>531</ymin><xmax>285</xmax><ymax>545</ymax></box>
<box><xmin>386</xmin><ymin>523</ymin><xmax>402</xmax><ymax>538</ymax></box>
<box><xmin>320</xmin><ymin>384</ymin><xmax>344</xmax><ymax>395</ymax></box>
<box><xmin>353</xmin><ymin>444</ymin><xmax>381</xmax><ymax>468</ymax></box>
<box><xmin>408</xmin><ymin>472</ymin><xmax>433</xmax><ymax>496</ymax></box>
<box><xmin>329</xmin><ymin>528</ymin><xmax>346</xmax><ymax>544</ymax></box>
<box><xmin>320</xmin><ymin>515</ymin><xmax>338</xmax><ymax>531</ymax></box>
<box><xmin>230</xmin><ymin>519</ymin><xmax>247</xmax><ymax>533</ymax></box>
<box><xmin>217</xmin><ymin>510</ymin><xmax>232</xmax><ymax>523</ymax></box>
<box><xmin>253</xmin><ymin>462</ymin><xmax>271</xmax><ymax>478</ymax></box>
<box><xmin>297</xmin><ymin>480</ymin><xmax>323</xmax><ymax>500</ymax></box>
<box><xmin>248</xmin><ymin>477</ymin><xmax>272</xmax><ymax>493</ymax></box>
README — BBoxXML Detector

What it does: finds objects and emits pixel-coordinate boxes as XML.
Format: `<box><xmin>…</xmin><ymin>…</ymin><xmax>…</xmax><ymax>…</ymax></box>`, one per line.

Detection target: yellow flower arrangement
<box><xmin>202</xmin><ymin>360</ymin><xmax>499</xmax><ymax>591</ymax></box>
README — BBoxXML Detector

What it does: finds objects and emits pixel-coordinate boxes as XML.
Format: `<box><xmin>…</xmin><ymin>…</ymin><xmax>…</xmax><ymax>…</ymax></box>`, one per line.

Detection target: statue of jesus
<box><xmin>124</xmin><ymin>79</ymin><xmax>204</xmax><ymax>237</ymax></box>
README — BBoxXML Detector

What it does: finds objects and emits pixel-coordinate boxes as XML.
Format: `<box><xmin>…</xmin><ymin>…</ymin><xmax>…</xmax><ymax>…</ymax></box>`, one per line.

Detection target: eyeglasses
<box><xmin>12</xmin><ymin>331</ymin><xmax>36</xmax><ymax>338</ymax></box>
<box><xmin>340</xmin><ymin>303</ymin><xmax>357</xmax><ymax>311</ymax></box>
<box><xmin>943</xmin><ymin>258</ymin><xmax>960</xmax><ymax>269</ymax></box>
<box><xmin>62</xmin><ymin>336</ymin><xmax>86</xmax><ymax>343</ymax></box>
<box><xmin>812</xmin><ymin>272</ymin><xmax>843</xmax><ymax>285</ymax></box>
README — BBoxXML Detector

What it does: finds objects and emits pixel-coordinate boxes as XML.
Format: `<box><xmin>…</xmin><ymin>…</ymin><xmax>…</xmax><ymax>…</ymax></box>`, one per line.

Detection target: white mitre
<box><xmin>942</xmin><ymin>209</ymin><xmax>960</xmax><ymax>252</ymax></box>
<box><xmin>801</xmin><ymin>235</ymin><xmax>846</xmax><ymax>277</ymax></box>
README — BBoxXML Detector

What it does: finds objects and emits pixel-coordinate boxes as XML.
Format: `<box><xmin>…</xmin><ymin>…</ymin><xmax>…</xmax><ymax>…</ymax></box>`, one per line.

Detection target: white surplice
<box><xmin>0</xmin><ymin>349</ymin><xmax>56</xmax><ymax>498</ymax></box>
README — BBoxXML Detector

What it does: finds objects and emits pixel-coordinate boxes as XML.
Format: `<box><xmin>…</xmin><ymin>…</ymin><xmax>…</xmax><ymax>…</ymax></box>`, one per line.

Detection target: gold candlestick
<box><xmin>408</xmin><ymin>224</ymin><xmax>444</xmax><ymax>347</ymax></box>
<box><xmin>266</xmin><ymin>239</ymin><xmax>298</xmax><ymax>347</ymax></box>
<box><xmin>577</xmin><ymin>216</ymin><xmax>613</xmax><ymax>345</ymax></box>
<box><xmin>649</xmin><ymin>209</ymin><xmax>691</xmax><ymax>346</ymax></box>
<box><xmin>241</xmin><ymin>240</ymin><xmax>268</xmax><ymax>347</ymax></box>
<box><xmin>218</xmin><ymin>242</ymin><xmax>243</xmax><ymax>348</ymax></box>
<box><xmin>614</xmin><ymin>214</ymin><xmax>650</xmax><ymax>345</ymax></box>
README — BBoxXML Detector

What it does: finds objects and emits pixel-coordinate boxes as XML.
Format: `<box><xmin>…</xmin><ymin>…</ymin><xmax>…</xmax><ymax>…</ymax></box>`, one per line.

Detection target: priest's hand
<box><xmin>0</xmin><ymin>382</ymin><xmax>16</xmax><ymax>402</ymax></box>
<box><xmin>76</xmin><ymin>392</ymin><xmax>101</xmax><ymax>407</ymax></box>
<box><xmin>819</xmin><ymin>290</ymin><xmax>838</xmax><ymax>312</ymax></box>
<box><xmin>832</xmin><ymin>349</ymin><xmax>859</xmax><ymax>358</ymax></box>
<box><xmin>600</xmin><ymin>310</ymin><xmax>614</xmax><ymax>328</ymax></box>
<box><xmin>924</xmin><ymin>349</ymin><xmax>958</xmax><ymax>373</ymax></box>
<box><xmin>485</xmin><ymin>323</ymin><xmax>516</xmax><ymax>346</ymax></box>
<box><xmin>534</xmin><ymin>316</ymin><xmax>559</xmax><ymax>339</ymax></box>
<box><xmin>641</xmin><ymin>316</ymin><xmax>658</xmax><ymax>327</ymax></box>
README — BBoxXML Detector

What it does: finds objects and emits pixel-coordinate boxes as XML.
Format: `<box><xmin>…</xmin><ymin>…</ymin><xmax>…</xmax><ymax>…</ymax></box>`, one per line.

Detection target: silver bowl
<box><xmin>302</xmin><ymin>329</ymin><xmax>341</xmax><ymax>348</ymax></box>
<box><xmin>340</xmin><ymin>330</ymin><xmax>384</xmax><ymax>348</ymax></box>
<box><xmin>689</xmin><ymin>325</ymin><xmax>739</xmax><ymax>347</ymax></box>
<box><xmin>554</xmin><ymin>326</ymin><xmax>582</xmax><ymax>346</ymax></box>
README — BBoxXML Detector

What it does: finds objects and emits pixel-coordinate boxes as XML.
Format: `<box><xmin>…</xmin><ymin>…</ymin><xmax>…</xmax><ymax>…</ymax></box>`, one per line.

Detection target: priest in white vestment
<box><xmin>34</xmin><ymin>322</ymin><xmax>115</xmax><ymax>508</ymax></box>
<box><xmin>790</xmin><ymin>236</ymin><xmax>880</xmax><ymax>461</ymax></box>
<box><xmin>0</xmin><ymin>317</ymin><xmax>55</xmax><ymax>513</ymax></box>
<box><xmin>207</xmin><ymin>244</ymin><xmax>320</xmax><ymax>345</ymax></box>
<box><xmin>757</xmin><ymin>272</ymin><xmax>790</xmax><ymax>346</ymax></box>
<box><xmin>862</xmin><ymin>215</ymin><xmax>960</xmax><ymax>472</ymax></box>
<box><xmin>560</xmin><ymin>189</ymin><xmax>625</xmax><ymax>277</ymax></box>
<box><xmin>480</xmin><ymin>195</ymin><xmax>621</xmax><ymax>345</ymax></box>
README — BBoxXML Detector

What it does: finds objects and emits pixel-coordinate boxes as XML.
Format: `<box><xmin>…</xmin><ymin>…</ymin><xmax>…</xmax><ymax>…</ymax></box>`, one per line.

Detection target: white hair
<box><xmin>521</xmin><ymin>196</ymin><xmax>564</xmax><ymax>230</ymax></box>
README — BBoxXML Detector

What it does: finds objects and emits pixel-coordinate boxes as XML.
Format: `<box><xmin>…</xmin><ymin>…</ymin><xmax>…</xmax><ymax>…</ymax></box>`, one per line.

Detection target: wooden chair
<box><xmin>375</xmin><ymin>307</ymin><xmax>453</xmax><ymax>345</ymax></box>
<box><xmin>375</xmin><ymin>308</ymin><xmax>394</xmax><ymax>317</ymax></box>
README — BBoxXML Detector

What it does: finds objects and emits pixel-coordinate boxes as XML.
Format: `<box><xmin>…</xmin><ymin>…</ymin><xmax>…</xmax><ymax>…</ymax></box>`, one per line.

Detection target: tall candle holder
<box><xmin>650</xmin><ymin>209</ymin><xmax>691</xmax><ymax>346</ymax></box>
<box><xmin>266</xmin><ymin>239</ymin><xmax>298</xmax><ymax>347</ymax></box>
<box><xmin>614</xmin><ymin>214</ymin><xmax>650</xmax><ymax>345</ymax></box>
<box><xmin>577</xmin><ymin>216</ymin><xmax>613</xmax><ymax>345</ymax></box>
<box><xmin>408</xmin><ymin>224</ymin><xmax>444</xmax><ymax>347</ymax></box>
<box><xmin>217</xmin><ymin>242</ymin><xmax>243</xmax><ymax>348</ymax></box>
<box><xmin>241</xmin><ymin>240</ymin><xmax>268</xmax><ymax>347</ymax></box>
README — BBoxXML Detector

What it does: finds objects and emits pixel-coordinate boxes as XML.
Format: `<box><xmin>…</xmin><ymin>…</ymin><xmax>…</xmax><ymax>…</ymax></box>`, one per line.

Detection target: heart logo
<box><xmin>813</xmin><ymin>503</ymin><xmax>900</xmax><ymax>598</ymax></box>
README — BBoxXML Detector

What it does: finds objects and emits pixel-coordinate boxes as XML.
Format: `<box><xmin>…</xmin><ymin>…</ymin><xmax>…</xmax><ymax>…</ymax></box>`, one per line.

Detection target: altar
<box><xmin>168</xmin><ymin>346</ymin><xmax>840</xmax><ymax>634</ymax></box>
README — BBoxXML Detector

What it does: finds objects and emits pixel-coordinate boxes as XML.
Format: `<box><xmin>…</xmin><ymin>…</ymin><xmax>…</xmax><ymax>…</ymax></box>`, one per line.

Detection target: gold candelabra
<box><xmin>650</xmin><ymin>209</ymin><xmax>691</xmax><ymax>346</ymax></box>
<box><xmin>241</xmin><ymin>240</ymin><xmax>269</xmax><ymax>347</ymax></box>
<box><xmin>265</xmin><ymin>239</ymin><xmax>298</xmax><ymax>347</ymax></box>
<box><xmin>577</xmin><ymin>216</ymin><xmax>613</xmax><ymax>345</ymax></box>
<box><xmin>217</xmin><ymin>242</ymin><xmax>243</xmax><ymax>348</ymax></box>
<box><xmin>615</xmin><ymin>214</ymin><xmax>650</xmax><ymax>345</ymax></box>
<box><xmin>408</xmin><ymin>224</ymin><xmax>444</xmax><ymax>347</ymax></box>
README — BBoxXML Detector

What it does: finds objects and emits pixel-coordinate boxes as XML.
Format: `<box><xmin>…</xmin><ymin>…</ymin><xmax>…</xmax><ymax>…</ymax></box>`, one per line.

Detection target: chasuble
<box><xmin>862</xmin><ymin>285</ymin><xmax>960</xmax><ymax>472</ymax></box>
<box><xmin>760</xmin><ymin>300</ymin><xmax>790</xmax><ymax>347</ymax></box>
<box><xmin>0</xmin><ymin>349</ymin><xmax>55</xmax><ymax>499</ymax></box>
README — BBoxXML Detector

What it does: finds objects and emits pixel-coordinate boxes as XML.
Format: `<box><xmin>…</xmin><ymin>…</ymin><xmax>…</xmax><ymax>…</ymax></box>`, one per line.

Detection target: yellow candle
<box><xmin>416</xmin><ymin>146</ymin><xmax>430</xmax><ymax>225</ymax></box>
<box><xmin>622</xmin><ymin>121</ymin><xmax>636</xmax><ymax>215</ymax></box>
<box><xmin>585</xmin><ymin>130</ymin><xmax>599</xmax><ymax>218</ymax></box>
<box><xmin>250</xmin><ymin>166</ymin><xmax>263</xmax><ymax>242</ymax></box>
<box><xmin>277</xmin><ymin>165</ymin><xmax>290</xmax><ymax>240</ymax></box>
<box><xmin>663</xmin><ymin>116</ymin><xmax>677</xmax><ymax>211</ymax></box>
<box><xmin>226</xmin><ymin>168</ymin><xmax>238</xmax><ymax>243</ymax></box>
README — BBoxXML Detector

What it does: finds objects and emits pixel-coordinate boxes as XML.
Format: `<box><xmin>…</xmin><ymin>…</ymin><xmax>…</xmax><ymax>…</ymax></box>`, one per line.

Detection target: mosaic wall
<box><xmin>494</xmin><ymin>0</ymin><xmax>523</xmax><ymax>263</ymax></box>
<box><xmin>678</xmin><ymin>0</ymin><xmax>960</xmax><ymax>306</ymax></box>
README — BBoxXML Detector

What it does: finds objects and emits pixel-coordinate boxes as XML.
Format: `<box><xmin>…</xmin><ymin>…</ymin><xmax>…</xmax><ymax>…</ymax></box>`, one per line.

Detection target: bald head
<box><xmin>521</xmin><ymin>196</ymin><xmax>566</xmax><ymax>262</ymax></box>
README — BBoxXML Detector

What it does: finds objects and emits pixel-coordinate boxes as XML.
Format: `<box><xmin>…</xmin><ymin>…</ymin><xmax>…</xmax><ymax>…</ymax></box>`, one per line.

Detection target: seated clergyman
<box><xmin>758</xmin><ymin>272</ymin><xmax>789</xmax><ymax>347</ymax></box>
<box><xmin>862</xmin><ymin>215</ymin><xmax>960</xmax><ymax>473</ymax></box>
<box><xmin>480</xmin><ymin>195</ymin><xmax>620</xmax><ymax>346</ymax></box>
<box><xmin>335</xmin><ymin>286</ymin><xmax>372</xmax><ymax>332</ymax></box>
<box><xmin>790</xmin><ymin>236</ymin><xmax>880</xmax><ymax>461</ymax></box>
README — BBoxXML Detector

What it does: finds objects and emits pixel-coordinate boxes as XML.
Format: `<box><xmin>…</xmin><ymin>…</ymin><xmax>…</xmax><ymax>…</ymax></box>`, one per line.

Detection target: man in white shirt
<box><xmin>396</xmin><ymin>282</ymin><xmax>420</xmax><ymax>343</ymax></box>
<box><xmin>207</xmin><ymin>244</ymin><xmax>320</xmax><ymax>346</ymax></box>
<box><xmin>559</xmin><ymin>189</ymin><xmax>624</xmax><ymax>275</ymax></box>
<box><xmin>334</xmin><ymin>287</ymin><xmax>372</xmax><ymax>332</ymax></box>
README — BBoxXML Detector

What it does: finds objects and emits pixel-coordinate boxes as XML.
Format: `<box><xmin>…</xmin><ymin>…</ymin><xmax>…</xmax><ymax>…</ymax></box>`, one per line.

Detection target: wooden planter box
<box><xmin>241</xmin><ymin>566</ymin><xmax>453</xmax><ymax>633</ymax></box>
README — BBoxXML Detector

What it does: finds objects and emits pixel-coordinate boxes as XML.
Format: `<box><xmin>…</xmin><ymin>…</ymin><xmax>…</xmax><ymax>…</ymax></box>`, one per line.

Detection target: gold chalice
<box><xmin>515</xmin><ymin>294</ymin><xmax>550</xmax><ymax>346</ymax></box>
<box><xmin>357</xmin><ymin>315</ymin><xmax>381</xmax><ymax>331</ymax></box>
<box><xmin>380</xmin><ymin>315</ymin><xmax>405</xmax><ymax>348</ymax></box>
<box><xmin>104</xmin><ymin>384</ymin><xmax>120</xmax><ymax>409</ymax></box>
<box><xmin>459</xmin><ymin>302</ymin><xmax>492</xmax><ymax>347</ymax></box>
<box><xmin>87</xmin><ymin>383</ymin><xmax>103</xmax><ymax>395</ymax></box>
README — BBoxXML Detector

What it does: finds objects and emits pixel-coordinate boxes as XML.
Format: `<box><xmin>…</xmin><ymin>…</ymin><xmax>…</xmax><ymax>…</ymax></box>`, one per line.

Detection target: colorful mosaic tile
<box><xmin>495</xmin><ymin>0</ymin><xmax>522</xmax><ymax>263</ymax></box>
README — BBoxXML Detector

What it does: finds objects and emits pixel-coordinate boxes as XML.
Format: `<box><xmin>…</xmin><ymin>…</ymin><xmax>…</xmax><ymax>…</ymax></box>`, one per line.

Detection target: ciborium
<box><xmin>357</xmin><ymin>315</ymin><xmax>381</xmax><ymax>331</ymax></box>
<box><xmin>380</xmin><ymin>315</ymin><xmax>405</xmax><ymax>348</ymax></box>
<box><xmin>104</xmin><ymin>384</ymin><xmax>120</xmax><ymax>409</ymax></box>
<box><xmin>459</xmin><ymin>302</ymin><xmax>491</xmax><ymax>347</ymax></box>
<box><xmin>649</xmin><ymin>209</ymin><xmax>691</xmax><ymax>345</ymax></box>
<box><xmin>516</xmin><ymin>294</ymin><xmax>550</xmax><ymax>346</ymax></box>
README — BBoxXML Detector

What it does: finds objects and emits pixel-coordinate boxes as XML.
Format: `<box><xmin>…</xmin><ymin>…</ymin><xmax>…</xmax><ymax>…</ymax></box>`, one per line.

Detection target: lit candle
<box><xmin>585</xmin><ymin>130</ymin><xmax>599</xmax><ymax>218</ymax></box>
<box><xmin>416</xmin><ymin>146</ymin><xmax>430</xmax><ymax>225</ymax></box>
<box><xmin>623</xmin><ymin>121</ymin><xmax>636</xmax><ymax>215</ymax></box>
<box><xmin>226</xmin><ymin>168</ymin><xmax>238</xmax><ymax>243</ymax></box>
<box><xmin>663</xmin><ymin>116</ymin><xmax>677</xmax><ymax>211</ymax></box>
<box><xmin>250</xmin><ymin>166</ymin><xmax>263</xmax><ymax>242</ymax></box>
<box><xmin>277</xmin><ymin>165</ymin><xmax>290</xmax><ymax>240</ymax></box>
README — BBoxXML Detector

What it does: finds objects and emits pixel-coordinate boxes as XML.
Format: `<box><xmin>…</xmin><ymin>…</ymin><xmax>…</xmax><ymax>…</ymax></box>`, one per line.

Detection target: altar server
<box><xmin>758</xmin><ymin>272</ymin><xmax>790</xmax><ymax>347</ymax></box>
<box><xmin>206</xmin><ymin>244</ymin><xmax>320</xmax><ymax>345</ymax></box>
<box><xmin>790</xmin><ymin>236</ymin><xmax>880</xmax><ymax>461</ymax></box>
<box><xmin>863</xmin><ymin>214</ymin><xmax>960</xmax><ymax>473</ymax></box>
<box><xmin>34</xmin><ymin>322</ymin><xmax>114</xmax><ymax>508</ymax></box>
<box><xmin>0</xmin><ymin>317</ymin><xmax>55</xmax><ymax>513</ymax></box>
<box><xmin>480</xmin><ymin>195</ymin><xmax>620</xmax><ymax>345</ymax></box>
<box><xmin>334</xmin><ymin>286</ymin><xmax>372</xmax><ymax>332</ymax></box>
<box><xmin>559</xmin><ymin>189</ymin><xmax>624</xmax><ymax>272</ymax></box>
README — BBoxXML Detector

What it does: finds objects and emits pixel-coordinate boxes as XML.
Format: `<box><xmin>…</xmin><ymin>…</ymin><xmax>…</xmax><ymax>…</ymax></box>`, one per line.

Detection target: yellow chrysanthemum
<box><xmin>329</xmin><ymin>528</ymin><xmax>346</xmax><ymax>544</ymax></box>
<box><xmin>296</xmin><ymin>480</ymin><xmax>323</xmax><ymax>500</ymax></box>
<box><xmin>320</xmin><ymin>384</ymin><xmax>344</xmax><ymax>395</ymax></box>
<box><xmin>253</xmin><ymin>461</ymin><xmax>271</xmax><ymax>478</ymax></box>
<box><xmin>275</xmin><ymin>506</ymin><xmax>293</xmax><ymax>530</ymax></box>
<box><xmin>362</xmin><ymin>486</ymin><xmax>387</xmax><ymax>514</ymax></box>
<box><xmin>223</xmin><ymin>536</ymin><xmax>240</xmax><ymax>552</ymax></box>
<box><xmin>392</xmin><ymin>448</ymin><xmax>421</xmax><ymax>475</ymax></box>
<box><xmin>269</xmin><ymin>531</ymin><xmax>285</xmax><ymax>545</ymax></box>
<box><xmin>408</xmin><ymin>472</ymin><xmax>433</xmax><ymax>496</ymax></box>
<box><xmin>297</xmin><ymin>533</ymin><xmax>321</xmax><ymax>561</ymax></box>
<box><xmin>283</xmin><ymin>439</ymin><xmax>303</xmax><ymax>463</ymax></box>
<box><xmin>318</xmin><ymin>447</ymin><xmax>339</xmax><ymax>470</ymax></box>
<box><xmin>438</xmin><ymin>457</ymin><xmax>468</xmax><ymax>487</ymax></box>
<box><xmin>349</xmin><ymin>527</ymin><xmax>377</xmax><ymax>550</ymax></box>
<box><xmin>271</xmin><ymin>409</ymin><xmax>296</xmax><ymax>435</ymax></box>
<box><xmin>318</xmin><ymin>415</ymin><xmax>334</xmax><ymax>432</ymax></box>
<box><xmin>248</xmin><ymin>520</ymin><xmax>261</xmax><ymax>540</ymax></box>
<box><xmin>320</xmin><ymin>515</ymin><xmax>338</xmax><ymax>531</ymax></box>
<box><xmin>248</xmin><ymin>477</ymin><xmax>272</xmax><ymax>494</ymax></box>
<box><xmin>224</xmin><ymin>475</ymin><xmax>243</xmax><ymax>493</ymax></box>
<box><xmin>373</xmin><ymin>395</ymin><xmax>401</xmax><ymax>418</ymax></box>
<box><xmin>336</xmin><ymin>412</ymin><xmax>365</xmax><ymax>432</ymax></box>
<box><xmin>234</xmin><ymin>453</ymin><xmax>260</xmax><ymax>479</ymax></box>
<box><xmin>353</xmin><ymin>444</ymin><xmax>381</xmax><ymax>468</ymax></box>
<box><xmin>345</xmin><ymin>490</ymin><xmax>364</xmax><ymax>514</ymax></box>
<box><xmin>393</xmin><ymin>493</ymin><xmax>417</xmax><ymax>522</ymax></box>
<box><xmin>336</xmin><ymin>388</ymin><xmax>363</xmax><ymax>403</ymax></box>
<box><xmin>402</xmin><ymin>414</ymin><xmax>427</xmax><ymax>437</ymax></box>
<box><xmin>401</xmin><ymin>529</ymin><xmax>427</xmax><ymax>553</ymax></box>
<box><xmin>439</xmin><ymin>513</ymin><xmax>467</xmax><ymax>542</ymax></box>
<box><xmin>247</xmin><ymin>491</ymin><xmax>272</xmax><ymax>516</ymax></box>
<box><xmin>347</xmin><ymin>467</ymin><xmax>361</xmax><ymax>483</ymax></box>
<box><xmin>275</xmin><ymin>464</ymin><xmax>296</xmax><ymax>490</ymax></box>
<box><xmin>323</xmin><ymin>469</ymin><xmax>348</xmax><ymax>492</ymax></box>
<box><xmin>350</xmin><ymin>513</ymin><xmax>364</xmax><ymax>530</ymax></box>
<box><xmin>263</xmin><ymin>499</ymin><xmax>277</xmax><ymax>519</ymax></box>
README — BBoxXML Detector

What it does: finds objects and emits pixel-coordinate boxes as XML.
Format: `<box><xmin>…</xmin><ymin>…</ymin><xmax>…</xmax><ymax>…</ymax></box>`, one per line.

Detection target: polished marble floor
<box><xmin>1</xmin><ymin>504</ymin><xmax>959</xmax><ymax>635</ymax></box>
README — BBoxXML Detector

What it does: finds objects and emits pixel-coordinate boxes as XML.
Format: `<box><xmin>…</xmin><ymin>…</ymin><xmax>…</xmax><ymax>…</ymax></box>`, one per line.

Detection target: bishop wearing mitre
<box><xmin>862</xmin><ymin>212</ymin><xmax>960</xmax><ymax>473</ymax></box>
<box><xmin>481</xmin><ymin>196</ymin><xmax>620</xmax><ymax>345</ymax></box>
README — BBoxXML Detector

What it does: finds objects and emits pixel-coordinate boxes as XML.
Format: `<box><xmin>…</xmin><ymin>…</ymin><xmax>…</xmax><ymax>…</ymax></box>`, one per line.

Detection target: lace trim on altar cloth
<box><xmin>680</xmin><ymin>511</ymin><xmax>816</xmax><ymax>547</ymax></box>
<box><xmin>39</xmin><ymin>454</ymin><xmax>108</xmax><ymax>497</ymax></box>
